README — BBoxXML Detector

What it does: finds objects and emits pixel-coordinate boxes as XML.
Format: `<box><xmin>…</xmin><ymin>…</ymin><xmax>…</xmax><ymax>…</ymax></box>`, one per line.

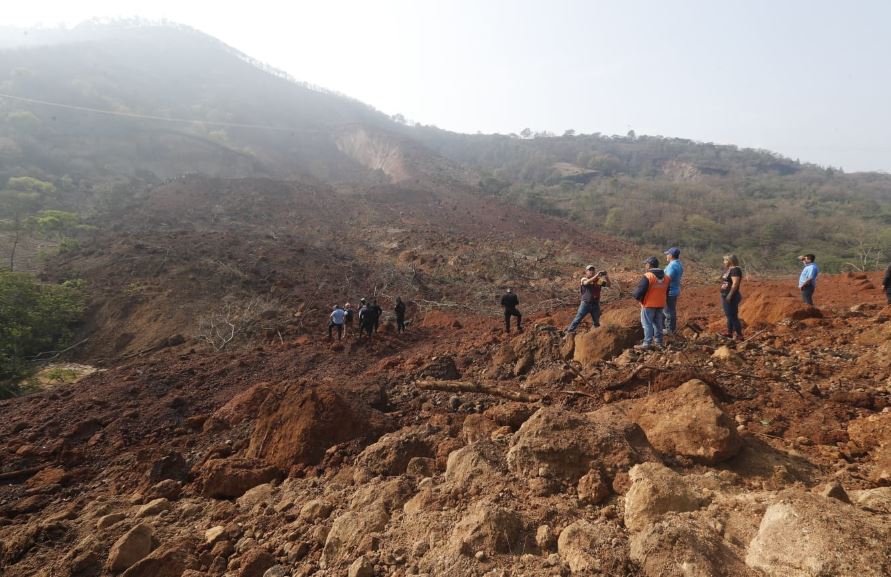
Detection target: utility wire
<box><xmin>0</xmin><ymin>91</ymin><xmax>308</xmax><ymax>132</ymax></box>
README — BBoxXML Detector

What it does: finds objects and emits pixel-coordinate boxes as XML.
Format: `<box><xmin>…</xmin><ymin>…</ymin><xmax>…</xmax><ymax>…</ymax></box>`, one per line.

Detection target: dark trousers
<box><xmin>361</xmin><ymin>322</ymin><xmax>374</xmax><ymax>338</ymax></box>
<box><xmin>722</xmin><ymin>292</ymin><xmax>743</xmax><ymax>336</ymax></box>
<box><xmin>504</xmin><ymin>307</ymin><xmax>522</xmax><ymax>332</ymax></box>
<box><xmin>567</xmin><ymin>301</ymin><xmax>601</xmax><ymax>331</ymax></box>
<box><xmin>327</xmin><ymin>322</ymin><xmax>343</xmax><ymax>340</ymax></box>
<box><xmin>887</xmin><ymin>291</ymin><xmax>891</xmax><ymax>304</ymax></box>
<box><xmin>664</xmin><ymin>295</ymin><xmax>678</xmax><ymax>333</ymax></box>
<box><xmin>396</xmin><ymin>314</ymin><xmax>406</xmax><ymax>333</ymax></box>
<box><xmin>801</xmin><ymin>285</ymin><xmax>815</xmax><ymax>306</ymax></box>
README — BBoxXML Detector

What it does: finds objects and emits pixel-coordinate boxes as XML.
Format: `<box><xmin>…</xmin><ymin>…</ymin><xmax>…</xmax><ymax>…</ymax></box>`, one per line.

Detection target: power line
<box><xmin>0</xmin><ymin>91</ymin><xmax>306</xmax><ymax>132</ymax></box>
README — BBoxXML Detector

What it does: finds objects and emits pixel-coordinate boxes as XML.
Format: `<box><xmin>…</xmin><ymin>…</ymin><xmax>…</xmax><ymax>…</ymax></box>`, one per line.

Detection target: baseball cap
<box><xmin>644</xmin><ymin>256</ymin><xmax>659</xmax><ymax>267</ymax></box>
<box><xmin>664</xmin><ymin>247</ymin><xmax>680</xmax><ymax>258</ymax></box>
<box><xmin>585</xmin><ymin>264</ymin><xmax>596</xmax><ymax>270</ymax></box>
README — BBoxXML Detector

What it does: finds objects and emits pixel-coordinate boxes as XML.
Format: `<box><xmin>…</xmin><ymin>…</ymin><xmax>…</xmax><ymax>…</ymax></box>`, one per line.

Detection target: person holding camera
<box><xmin>565</xmin><ymin>264</ymin><xmax>611</xmax><ymax>333</ymax></box>
<box><xmin>798</xmin><ymin>254</ymin><xmax>819</xmax><ymax>306</ymax></box>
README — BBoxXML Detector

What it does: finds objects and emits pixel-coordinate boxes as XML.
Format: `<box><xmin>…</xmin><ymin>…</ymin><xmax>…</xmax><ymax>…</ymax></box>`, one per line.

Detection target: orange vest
<box><xmin>642</xmin><ymin>272</ymin><xmax>670</xmax><ymax>308</ymax></box>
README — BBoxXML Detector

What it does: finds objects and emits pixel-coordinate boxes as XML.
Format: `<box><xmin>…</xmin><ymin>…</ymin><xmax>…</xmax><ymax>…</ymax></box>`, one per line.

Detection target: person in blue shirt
<box><xmin>662</xmin><ymin>247</ymin><xmax>684</xmax><ymax>335</ymax></box>
<box><xmin>798</xmin><ymin>254</ymin><xmax>819</xmax><ymax>306</ymax></box>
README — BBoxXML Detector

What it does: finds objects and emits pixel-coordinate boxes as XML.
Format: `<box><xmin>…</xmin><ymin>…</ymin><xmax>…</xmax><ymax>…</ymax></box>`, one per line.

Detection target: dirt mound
<box><xmin>246</xmin><ymin>383</ymin><xmax>392</xmax><ymax>472</ymax></box>
<box><xmin>739</xmin><ymin>290</ymin><xmax>823</xmax><ymax>327</ymax></box>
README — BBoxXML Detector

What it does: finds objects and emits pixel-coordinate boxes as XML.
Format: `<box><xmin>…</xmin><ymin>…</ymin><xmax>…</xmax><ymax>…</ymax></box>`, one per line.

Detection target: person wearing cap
<box><xmin>565</xmin><ymin>264</ymin><xmax>611</xmax><ymax>333</ymax></box>
<box><xmin>632</xmin><ymin>257</ymin><xmax>670</xmax><ymax>349</ymax></box>
<box><xmin>500</xmin><ymin>288</ymin><xmax>522</xmax><ymax>334</ymax></box>
<box><xmin>663</xmin><ymin>248</ymin><xmax>684</xmax><ymax>335</ymax></box>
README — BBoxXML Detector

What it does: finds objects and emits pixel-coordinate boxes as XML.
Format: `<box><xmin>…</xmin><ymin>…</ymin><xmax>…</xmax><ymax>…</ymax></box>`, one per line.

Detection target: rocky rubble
<box><xmin>2</xmin><ymin>280</ymin><xmax>891</xmax><ymax>577</ymax></box>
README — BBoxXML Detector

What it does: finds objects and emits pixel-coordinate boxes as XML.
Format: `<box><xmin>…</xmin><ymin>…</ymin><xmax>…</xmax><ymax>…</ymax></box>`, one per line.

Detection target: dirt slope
<box><xmin>2</xmin><ymin>265</ymin><xmax>890</xmax><ymax>576</ymax></box>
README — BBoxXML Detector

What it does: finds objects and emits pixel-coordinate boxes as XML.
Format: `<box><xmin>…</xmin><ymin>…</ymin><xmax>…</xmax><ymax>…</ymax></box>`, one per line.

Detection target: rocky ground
<box><xmin>1</xmin><ymin>267</ymin><xmax>890</xmax><ymax>577</ymax></box>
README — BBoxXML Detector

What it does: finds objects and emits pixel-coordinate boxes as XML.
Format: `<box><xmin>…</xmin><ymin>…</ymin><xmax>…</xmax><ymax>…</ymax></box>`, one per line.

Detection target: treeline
<box><xmin>412</xmin><ymin>129</ymin><xmax>891</xmax><ymax>272</ymax></box>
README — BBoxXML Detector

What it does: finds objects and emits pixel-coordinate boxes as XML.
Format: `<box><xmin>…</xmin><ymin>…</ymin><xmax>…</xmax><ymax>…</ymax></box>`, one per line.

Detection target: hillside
<box><xmin>2</xmin><ymin>22</ymin><xmax>889</xmax><ymax>273</ymax></box>
<box><xmin>410</xmin><ymin>128</ymin><xmax>891</xmax><ymax>272</ymax></box>
<box><xmin>1</xmin><ymin>21</ymin><xmax>891</xmax><ymax>577</ymax></box>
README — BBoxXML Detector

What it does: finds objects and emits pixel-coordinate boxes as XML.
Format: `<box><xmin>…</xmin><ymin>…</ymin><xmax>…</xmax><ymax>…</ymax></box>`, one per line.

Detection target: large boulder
<box><xmin>196</xmin><ymin>458</ymin><xmax>282</xmax><ymax>499</ymax></box>
<box><xmin>246</xmin><ymin>384</ymin><xmax>391</xmax><ymax>470</ymax></box>
<box><xmin>573</xmin><ymin>323</ymin><xmax>641</xmax><ymax>365</ymax></box>
<box><xmin>507</xmin><ymin>406</ymin><xmax>654</xmax><ymax>485</ymax></box>
<box><xmin>107</xmin><ymin>524</ymin><xmax>153</xmax><ymax>572</ymax></box>
<box><xmin>847</xmin><ymin>411</ymin><xmax>891</xmax><ymax>485</ymax></box>
<box><xmin>631</xmin><ymin>516</ymin><xmax>757</xmax><ymax>577</ymax></box>
<box><xmin>120</xmin><ymin>544</ymin><xmax>190</xmax><ymax>577</ymax></box>
<box><xmin>448</xmin><ymin>501</ymin><xmax>523</xmax><ymax>555</ymax></box>
<box><xmin>356</xmin><ymin>427</ymin><xmax>433</xmax><ymax>476</ymax></box>
<box><xmin>322</xmin><ymin>506</ymin><xmax>390</xmax><ymax>566</ymax></box>
<box><xmin>557</xmin><ymin>520</ymin><xmax>628</xmax><ymax>574</ymax></box>
<box><xmin>745</xmin><ymin>492</ymin><xmax>891</xmax><ymax>577</ymax></box>
<box><xmin>624</xmin><ymin>462</ymin><xmax>707</xmax><ymax>532</ymax></box>
<box><xmin>445</xmin><ymin>442</ymin><xmax>505</xmax><ymax>495</ymax></box>
<box><xmin>630</xmin><ymin>379</ymin><xmax>741</xmax><ymax>464</ymax></box>
<box><xmin>213</xmin><ymin>381</ymin><xmax>274</xmax><ymax>426</ymax></box>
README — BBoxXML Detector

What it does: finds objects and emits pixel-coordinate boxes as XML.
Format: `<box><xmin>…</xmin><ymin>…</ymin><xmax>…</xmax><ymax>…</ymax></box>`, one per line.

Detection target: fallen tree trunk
<box><xmin>414</xmin><ymin>379</ymin><xmax>540</xmax><ymax>403</ymax></box>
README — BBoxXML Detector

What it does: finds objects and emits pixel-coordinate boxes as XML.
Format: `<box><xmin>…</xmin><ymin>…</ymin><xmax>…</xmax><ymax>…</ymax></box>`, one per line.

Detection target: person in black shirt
<box><xmin>500</xmin><ymin>288</ymin><xmax>522</xmax><ymax>334</ymax></box>
<box><xmin>371</xmin><ymin>299</ymin><xmax>383</xmax><ymax>333</ymax></box>
<box><xmin>394</xmin><ymin>297</ymin><xmax>407</xmax><ymax>333</ymax></box>
<box><xmin>883</xmin><ymin>263</ymin><xmax>891</xmax><ymax>304</ymax></box>
<box><xmin>720</xmin><ymin>254</ymin><xmax>744</xmax><ymax>340</ymax></box>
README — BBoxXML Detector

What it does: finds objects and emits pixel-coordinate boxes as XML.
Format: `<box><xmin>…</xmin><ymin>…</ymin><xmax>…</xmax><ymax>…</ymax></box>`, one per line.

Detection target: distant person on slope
<box><xmin>720</xmin><ymin>254</ymin><xmax>744</xmax><ymax>340</ymax></box>
<box><xmin>565</xmin><ymin>264</ymin><xmax>611</xmax><ymax>333</ymax></box>
<box><xmin>394</xmin><ymin>297</ymin><xmax>407</xmax><ymax>333</ymax></box>
<box><xmin>344</xmin><ymin>303</ymin><xmax>354</xmax><ymax>336</ymax></box>
<box><xmin>500</xmin><ymin>288</ymin><xmax>523</xmax><ymax>334</ymax></box>
<box><xmin>633</xmin><ymin>257</ymin><xmax>670</xmax><ymax>349</ymax></box>
<box><xmin>797</xmin><ymin>254</ymin><xmax>819</xmax><ymax>306</ymax></box>
<box><xmin>663</xmin><ymin>248</ymin><xmax>684</xmax><ymax>335</ymax></box>
<box><xmin>883</xmin><ymin>262</ymin><xmax>891</xmax><ymax>304</ymax></box>
<box><xmin>328</xmin><ymin>305</ymin><xmax>346</xmax><ymax>340</ymax></box>
<box><xmin>358</xmin><ymin>301</ymin><xmax>377</xmax><ymax>339</ymax></box>
<box><xmin>371</xmin><ymin>299</ymin><xmax>383</xmax><ymax>333</ymax></box>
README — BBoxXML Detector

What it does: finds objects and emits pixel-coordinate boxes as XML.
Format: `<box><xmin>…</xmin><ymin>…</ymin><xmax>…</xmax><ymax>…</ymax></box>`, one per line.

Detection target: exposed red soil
<box><xmin>2</xmin><ymin>176</ymin><xmax>890</xmax><ymax>576</ymax></box>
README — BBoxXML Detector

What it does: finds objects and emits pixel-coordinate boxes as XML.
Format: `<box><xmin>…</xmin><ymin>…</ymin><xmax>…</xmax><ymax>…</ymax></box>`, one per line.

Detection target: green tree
<box><xmin>0</xmin><ymin>271</ymin><xmax>85</xmax><ymax>388</ymax></box>
<box><xmin>0</xmin><ymin>176</ymin><xmax>55</xmax><ymax>270</ymax></box>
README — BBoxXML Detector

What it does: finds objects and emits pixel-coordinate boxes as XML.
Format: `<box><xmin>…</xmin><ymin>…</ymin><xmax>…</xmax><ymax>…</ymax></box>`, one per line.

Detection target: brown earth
<box><xmin>2</xmin><ymin>176</ymin><xmax>890</xmax><ymax>576</ymax></box>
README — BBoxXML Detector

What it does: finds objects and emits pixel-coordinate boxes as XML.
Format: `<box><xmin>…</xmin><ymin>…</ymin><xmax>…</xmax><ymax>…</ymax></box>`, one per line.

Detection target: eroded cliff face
<box><xmin>336</xmin><ymin>127</ymin><xmax>411</xmax><ymax>183</ymax></box>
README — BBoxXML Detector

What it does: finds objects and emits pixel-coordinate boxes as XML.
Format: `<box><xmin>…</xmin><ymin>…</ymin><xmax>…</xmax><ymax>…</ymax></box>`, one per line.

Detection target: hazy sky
<box><xmin>5</xmin><ymin>0</ymin><xmax>891</xmax><ymax>172</ymax></box>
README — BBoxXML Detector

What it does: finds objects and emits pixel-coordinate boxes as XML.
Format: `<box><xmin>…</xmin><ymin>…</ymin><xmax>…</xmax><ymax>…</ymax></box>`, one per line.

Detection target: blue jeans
<box><xmin>567</xmin><ymin>301</ymin><xmax>601</xmax><ymax>331</ymax></box>
<box><xmin>640</xmin><ymin>307</ymin><xmax>665</xmax><ymax>345</ymax></box>
<box><xmin>722</xmin><ymin>292</ymin><xmax>742</xmax><ymax>335</ymax></box>
<box><xmin>664</xmin><ymin>294</ymin><xmax>678</xmax><ymax>333</ymax></box>
<box><xmin>801</xmin><ymin>285</ymin><xmax>815</xmax><ymax>306</ymax></box>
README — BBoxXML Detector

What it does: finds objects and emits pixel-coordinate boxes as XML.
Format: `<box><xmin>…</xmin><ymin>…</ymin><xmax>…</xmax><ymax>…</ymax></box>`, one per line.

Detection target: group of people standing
<box><xmin>327</xmin><ymin>297</ymin><xmax>407</xmax><ymax>340</ymax></box>
<box><xmin>630</xmin><ymin>248</ymin><xmax>684</xmax><ymax>349</ymax></box>
<box><xmin>499</xmin><ymin>247</ymin><xmax>891</xmax><ymax>351</ymax></box>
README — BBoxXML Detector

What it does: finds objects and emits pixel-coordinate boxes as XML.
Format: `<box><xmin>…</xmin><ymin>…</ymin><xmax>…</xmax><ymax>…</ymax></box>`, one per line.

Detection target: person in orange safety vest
<box><xmin>632</xmin><ymin>256</ymin><xmax>671</xmax><ymax>350</ymax></box>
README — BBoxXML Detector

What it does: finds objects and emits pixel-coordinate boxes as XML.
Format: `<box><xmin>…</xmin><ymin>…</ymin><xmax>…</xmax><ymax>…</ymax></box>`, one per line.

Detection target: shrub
<box><xmin>0</xmin><ymin>270</ymin><xmax>85</xmax><ymax>388</ymax></box>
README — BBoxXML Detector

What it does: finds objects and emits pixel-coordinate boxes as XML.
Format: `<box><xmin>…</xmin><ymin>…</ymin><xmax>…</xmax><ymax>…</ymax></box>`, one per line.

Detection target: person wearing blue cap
<box><xmin>663</xmin><ymin>248</ymin><xmax>683</xmax><ymax>335</ymax></box>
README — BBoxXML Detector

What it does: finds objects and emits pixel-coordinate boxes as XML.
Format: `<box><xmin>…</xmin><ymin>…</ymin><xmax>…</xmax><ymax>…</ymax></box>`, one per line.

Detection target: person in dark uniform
<box><xmin>371</xmin><ymin>299</ymin><xmax>383</xmax><ymax>333</ymax></box>
<box><xmin>394</xmin><ymin>297</ymin><xmax>407</xmax><ymax>333</ymax></box>
<box><xmin>500</xmin><ymin>288</ymin><xmax>522</xmax><ymax>334</ymax></box>
<box><xmin>883</xmin><ymin>262</ymin><xmax>891</xmax><ymax>304</ymax></box>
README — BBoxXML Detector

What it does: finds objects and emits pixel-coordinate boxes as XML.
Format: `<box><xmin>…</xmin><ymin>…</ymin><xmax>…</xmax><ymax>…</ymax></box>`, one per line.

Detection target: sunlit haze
<box><xmin>5</xmin><ymin>0</ymin><xmax>891</xmax><ymax>172</ymax></box>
